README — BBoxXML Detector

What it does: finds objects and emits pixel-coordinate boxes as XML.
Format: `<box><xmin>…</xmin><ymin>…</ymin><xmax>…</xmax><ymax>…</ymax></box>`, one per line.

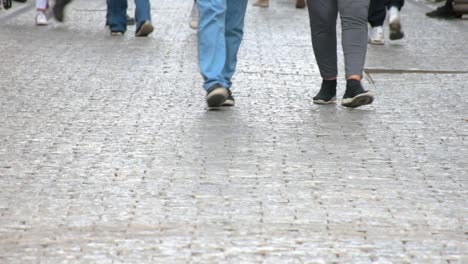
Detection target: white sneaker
<box><xmin>388</xmin><ymin>6</ymin><xmax>404</xmax><ymax>40</ymax></box>
<box><xmin>189</xmin><ymin>1</ymin><xmax>198</xmax><ymax>29</ymax></box>
<box><xmin>35</xmin><ymin>12</ymin><xmax>48</xmax><ymax>26</ymax></box>
<box><xmin>388</xmin><ymin>6</ymin><xmax>400</xmax><ymax>25</ymax></box>
<box><xmin>369</xmin><ymin>26</ymin><xmax>384</xmax><ymax>45</ymax></box>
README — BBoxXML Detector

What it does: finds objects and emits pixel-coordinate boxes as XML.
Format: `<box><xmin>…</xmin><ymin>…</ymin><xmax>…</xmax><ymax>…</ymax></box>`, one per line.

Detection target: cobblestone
<box><xmin>1</xmin><ymin>0</ymin><xmax>467</xmax><ymax>263</ymax></box>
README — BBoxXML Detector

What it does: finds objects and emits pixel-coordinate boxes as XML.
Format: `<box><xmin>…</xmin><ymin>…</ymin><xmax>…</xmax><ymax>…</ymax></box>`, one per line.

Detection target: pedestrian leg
<box><xmin>134</xmin><ymin>0</ymin><xmax>153</xmax><ymax>36</ymax></box>
<box><xmin>107</xmin><ymin>0</ymin><xmax>127</xmax><ymax>35</ymax></box>
<box><xmin>368</xmin><ymin>0</ymin><xmax>386</xmax><ymax>44</ymax></box>
<box><xmin>222</xmin><ymin>0</ymin><xmax>248</xmax><ymax>89</ymax></box>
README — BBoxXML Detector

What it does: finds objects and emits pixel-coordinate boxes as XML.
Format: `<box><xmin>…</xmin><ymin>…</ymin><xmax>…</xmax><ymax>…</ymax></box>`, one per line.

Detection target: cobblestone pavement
<box><xmin>0</xmin><ymin>0</ymin><xmax>467</xmax><ymax>263</ymax></box>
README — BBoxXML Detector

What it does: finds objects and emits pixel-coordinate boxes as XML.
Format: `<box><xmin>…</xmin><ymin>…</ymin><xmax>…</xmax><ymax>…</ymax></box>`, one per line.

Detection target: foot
<box><xmin>53</xmin><ymin>0</ymin><xmax>72</xmax><ymax>22</ymax></box>
<box><xmin>126</xmin><ymin>15</ymin><xmax>135</xmax><ymax>26</ymax></box>
<box><xmin>426</xmin><ymin>4</ymin><xmax>462</xmax><ymax>19</ymax></box>
<box><xmin>220</xmin><ymin>89</ymin><xmax>235</xmax><ymax>107</ymax></box>
<box><xmin>342</xmin><ymin>80</ymin><xmax>374</xmax><ymax>108</ymax></box>
<box><xmin>206</xmin><ymin>84</ymin><xmax>229</xmax><ymax>107</ymax></box>
<box><xmin>313</xmin><ymin>79</ymin><xmax>337</xmax><ymax>105</ymax></box>
<box><xmin>35</xmin><ymin>11</ymin><xmax>48</xmax><ymax>26</ymax></box>
<box><xmin>296</xmin><ymin>0</ymin><xmax>306</xmax><ymax>8</ymax></box>
<box><xmin>369</xmin><ymin>26</ymin><xmax>385</xmax><ymax>45</ymax></box>
<box><xmin>189</xmin><ymin>1</ymin><xmax>199</xmax><ymax>29</ymax></box>
<box><xmin>388</xmin><ymin>6</ymin><xmax>404</xmax><ymax>40</ymax></box>
<box><xmin>105</xmin><ymin>15</ymin><xmax>135</xmax><ymax>26</ymax></box>
<box><xmin>136</xmin><ymin>20</ymin><xmax>154</xmax><ymax>37</ymax></box>
<box><xmin>253</xmin><ymin>0</ymin><xmax>269</xmax><ymax>8</ymax></box>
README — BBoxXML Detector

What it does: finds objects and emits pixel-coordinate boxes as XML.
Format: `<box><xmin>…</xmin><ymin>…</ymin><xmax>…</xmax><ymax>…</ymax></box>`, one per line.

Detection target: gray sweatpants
<box><xmin>306</xmin><ymin>0</ymin><xmax>369</xmax><ymax>79</ymax></box>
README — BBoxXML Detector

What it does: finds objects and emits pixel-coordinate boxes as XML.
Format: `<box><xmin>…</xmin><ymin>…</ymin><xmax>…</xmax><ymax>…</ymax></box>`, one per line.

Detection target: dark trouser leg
<box><xmin>306</xmin><ymin>0</ymin><xmax>338</xmax><ymax>79</ymax></box>
<box><xmin>368</xmin><ymin>0</ymin><xmax>386</xmax><ymax>27</ymax></box>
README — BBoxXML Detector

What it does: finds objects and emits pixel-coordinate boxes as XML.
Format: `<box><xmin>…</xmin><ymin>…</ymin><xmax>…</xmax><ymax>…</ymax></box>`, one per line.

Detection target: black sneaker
<box><xmin>342</xmin><ymin>80</ymin><xmax>374</xmax><ymax>108</ymax></box>
<box><xmin>313</xmin><ymin>79</ymin><xmax>337</xmax><ymax>105</ymax></box>
<box><xmin>220</xmin><ymin>89</ymin><xmax>235</xmax><ymax>107</ymax></box>
<box><xmin>53</xmin><ymin>0</ymin><xmax>72</xmax><ymax>22</ymax></box>
<box><xmin>206</xmin><ymin>84</ymin><xmax>229</xmax><ymax>107</ymax></box>
<box><xmin>426</xmin><ymin>5</ymin><xmax>462</xmax><ymax>19</ymax></box>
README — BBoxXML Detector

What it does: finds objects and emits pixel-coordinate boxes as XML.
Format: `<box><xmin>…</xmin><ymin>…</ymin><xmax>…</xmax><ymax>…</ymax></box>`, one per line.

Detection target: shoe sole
<box><xmin>136</xmin><ymin>22</ymin><xmax>154</xmax><ymax>37</ymax></box>
<box><xmin>313</xmin><ymin>96</ymin><xmax>336</xmax><ymax>105</ymax></box>
<box><xmin>389</xmin><ymin>21</ymin><xmax>404</xmax><ymax>40</ymax></box>
<box><xmin>369</xmin><ymin>39</ymin><xmax>385</xmax><ymax>45</ymax></box>
<box><xmin>206</xmin><ymin>88</ymin><xmax>229</xmax><ymax>107</ymax></box>
<box><xmin>220</xmin><ymin>99</ymin><xmax>235</xmax><ymax>107</ymax></box>
<box><xmin>342</xmin><ymin>92</ymin><xmax>374</xmax><ymax>108</ymax></box>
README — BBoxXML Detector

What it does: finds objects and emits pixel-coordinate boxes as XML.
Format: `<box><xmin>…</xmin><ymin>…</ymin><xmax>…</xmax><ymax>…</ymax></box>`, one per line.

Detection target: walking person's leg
<box><xmin>220</xmin><ymin>0</ymin><xmax>248</xmax><ymax>107</ymax></box>
<box><xmin>338</xmin><ymin>0</ymin><xmax>374</xmax><ymax>107</ymax></box>
<box><xmin>134</xmin><ymin>0</ymin><xmax>153</xmax><ymax>36</ymax></box>
<box><xmin>107</xmin><ymin>0</ymin><xmax>127</xmax><ymax>35</ymax></box>
<box><xmin>426</xmin><ymin>0</ymin><xmax>461</xmax><ymax>18</ymax></box>
<box><xmin>222</xmin><ymin>0</ymin><xmax>248</xmax><ymax>89</ymax></box>
<box><xmin>306</xmin><ymin>0</ymin><xmax>339</xmax><ymax>104</ymax></box>
<box><xmin>35</xmin><ymin>0</ymin><xmax>48</xmax><ymax>25</ymax></box>
<box><xmin>52</xmin><ymin>0</ymin><xmax>72</xmax><ymax>22</ymax></box>
<box><xmin>198</xmin><ymin>0</ymin><xmax>230</xmax><ymax>107</ymax></box>
<box><xmin>368</xmin><ymin>0</ymin><xmax>386</xmax><ymax>44</ymax></box>
<box><xmin>388</xmin><ymin>0</ymin><xmax>404</xmax><ymax>9</ymax></box>
<box><xmin>387</xmin><ymin>0</ymin><xmax>404</xmax><ymax>40</ymax></box>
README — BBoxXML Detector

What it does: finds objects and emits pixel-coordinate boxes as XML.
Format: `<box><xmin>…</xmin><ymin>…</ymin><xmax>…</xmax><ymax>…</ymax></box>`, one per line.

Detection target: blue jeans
<box><xmin>107</xmin><ymin>0</ymin><xmax>151</xmax><ymax>33</ymax></box>
<box><xmin>197</xmin><ymin>0</ymin><xmax>248</xmax><ymax>91</ymax></box>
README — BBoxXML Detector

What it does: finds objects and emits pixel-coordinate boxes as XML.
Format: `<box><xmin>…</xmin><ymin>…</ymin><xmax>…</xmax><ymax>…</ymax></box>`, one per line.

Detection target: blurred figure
<box><xmin>52</xmin><ymin>0</ymin><xmax>72</xmax><ymax>22</ymax></box>
<box><xmin>2</xmin><ymin>0</ymin><xmax>12</xmax><ymax>9</ymax></box>
<box><xmin>35</xmin><ymin>0</ymin><xmax>48</xmax><ymax>25</ymax></box>
<box><xmin>189</xmin><ymin>0</ymin><xmax>198</xmax><ymax>29</ymax></box>
<box><xmin>426</xmin><ymin>0</ymin><xmax>462</xmax><ymax>18</ymax></box>
<box><xmin>198</xmin><ymin>0</ymin><xmax>248</xmax><ymax>107</ymax></box>
<box><xmin>368</xmin><ymin>0</ymin><xmax>405</xmax><ymax>45</ymax></box>
<box><xmin>253</xmin><ymin>0</ymin><xmax>306</xmax><ymax>8</ymax></box>
<box><xmin>107</xmin><ymin>0</ymin><xmax>153</xmax><ymax>36</ymax></box>
<box><xmin>105</xmin><ymin>0</ymin><xmax>136</xmax><ymax>26</ymax></box>
<box><xmin>306</xmin><ymin>0</ymin><xmax>374</xmax><ymax>108</ymax></box>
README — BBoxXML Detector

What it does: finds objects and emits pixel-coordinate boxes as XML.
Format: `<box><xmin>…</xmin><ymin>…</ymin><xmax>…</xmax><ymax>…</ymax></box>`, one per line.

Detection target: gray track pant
<box><xmin>306</xmin><ymin>0</ymin><xmax>369</xmax><ymax>79</ymax></box>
